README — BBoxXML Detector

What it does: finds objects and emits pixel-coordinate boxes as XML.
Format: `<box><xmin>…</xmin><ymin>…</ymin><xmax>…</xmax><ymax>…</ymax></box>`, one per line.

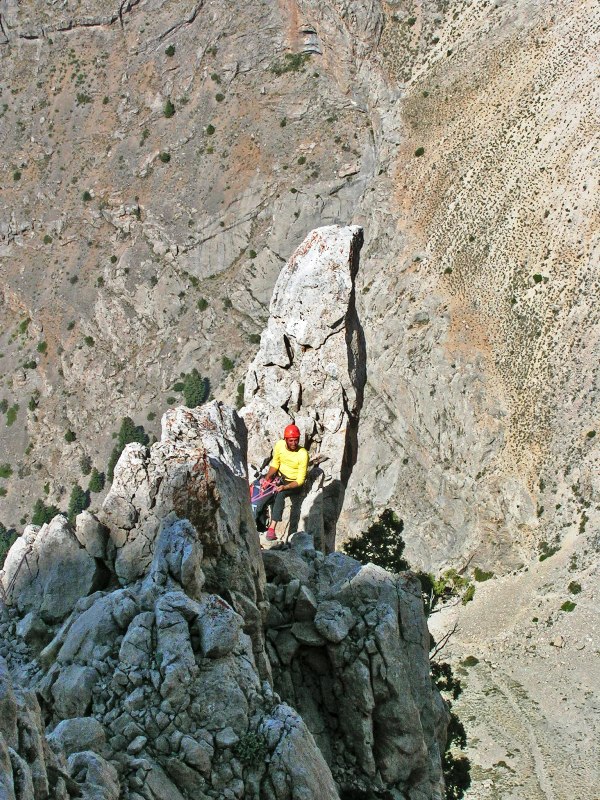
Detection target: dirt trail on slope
<box><xmin>429</xmin><ymin>531</ymin><xmax>600</xmax><ymax>800</ymax></box>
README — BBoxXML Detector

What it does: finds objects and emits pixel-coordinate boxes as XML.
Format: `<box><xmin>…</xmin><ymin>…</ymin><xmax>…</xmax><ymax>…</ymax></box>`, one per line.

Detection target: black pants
<box><xmin>271</xmin><ymin>480</ymin><xmax>302</xmax><ymax>522</ymax></box>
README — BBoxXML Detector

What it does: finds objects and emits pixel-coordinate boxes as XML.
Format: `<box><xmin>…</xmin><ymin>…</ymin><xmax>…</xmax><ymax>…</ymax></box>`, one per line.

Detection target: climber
<box><xmin>262</xmin><ymin>424</ymin><xmax>308</xmax><ymax>541</ymax></box>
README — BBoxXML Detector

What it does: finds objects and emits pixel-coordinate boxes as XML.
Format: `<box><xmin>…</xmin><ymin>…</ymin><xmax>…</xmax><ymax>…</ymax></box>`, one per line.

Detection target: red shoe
<box><xmin>265</xmin><ymin>528</ymin><xmax>277</xmax><ymax>541</ymax></box>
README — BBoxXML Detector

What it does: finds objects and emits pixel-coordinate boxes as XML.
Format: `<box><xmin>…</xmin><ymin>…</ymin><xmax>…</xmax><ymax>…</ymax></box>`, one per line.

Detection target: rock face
<box><xmin>263</xmin><ymin>540</ymin><xmax>448</xmax><ymax>799</ymax></box>
<box><xmin>241</xmin><ymin>225</ymin><xmax>366</xmax><ymax>551</ymax></box>
<box><xmin>0</xmin><ymin>401</ymin><xmax>446</xmax><ymax>799</ymax></box>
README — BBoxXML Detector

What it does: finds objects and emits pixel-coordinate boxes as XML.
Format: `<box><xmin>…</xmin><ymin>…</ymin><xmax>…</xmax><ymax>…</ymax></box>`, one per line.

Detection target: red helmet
<box><xmin>283</xmin><ymin>424</ymin><xmax>301</xmax><ymax>440</ymax></box>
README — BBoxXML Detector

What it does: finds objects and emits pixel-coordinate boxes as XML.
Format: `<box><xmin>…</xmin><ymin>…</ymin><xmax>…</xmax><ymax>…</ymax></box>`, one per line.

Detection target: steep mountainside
<box><xmin>1</xmin><ymin>0</ymin><xmax>598</xmax><ymax>576</ymax></box>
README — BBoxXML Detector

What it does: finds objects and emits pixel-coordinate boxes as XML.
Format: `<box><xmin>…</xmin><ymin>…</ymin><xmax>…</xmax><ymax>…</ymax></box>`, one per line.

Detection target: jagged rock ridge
<box><xmin>0</xmin><ymin>400</ymin><xmax>447</xmax><ymax>800</ymax></box>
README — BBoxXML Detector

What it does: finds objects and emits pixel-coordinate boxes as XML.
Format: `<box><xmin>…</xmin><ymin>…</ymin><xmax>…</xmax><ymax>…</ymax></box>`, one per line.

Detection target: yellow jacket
<box><xmin>270</xmin><ymin>440</ymin><xmax>309</xmax><ymax>486</ymax></box>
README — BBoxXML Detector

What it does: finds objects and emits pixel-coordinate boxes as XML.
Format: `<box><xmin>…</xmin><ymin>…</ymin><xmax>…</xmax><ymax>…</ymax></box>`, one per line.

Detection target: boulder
<box><xmin>48</xmin><ymin>717</ymin><xmax>106</xmax><ymax>757</ymax></box>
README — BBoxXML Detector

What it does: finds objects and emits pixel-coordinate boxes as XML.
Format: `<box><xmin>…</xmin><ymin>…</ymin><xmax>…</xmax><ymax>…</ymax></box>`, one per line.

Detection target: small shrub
<box><xmin>221</xmin><ymin>356</ymin><xmax>234</xmax><ymax>371</ymax></box>
<box><xmin>538</xmin><ymin>540</ymin><xmax>559</xmax><ymax>561</ymax></box>
<box><xmin>163</xmin><ymin>99</ymin><xmax>175</xmax><ymax>118</ymax></box>
<box><xmin>236</xmin><ymin>382</ymin><xmax>245</xmax><ymax>409</ymax></box>
<box><xmin>6</xmin><ymin>404</ymin><xmax>18</xmax><ymax>426</ymax></box>
<box><xmin>28</xmin><ymin>392</ymin><xmax>39</xmax><ymax>411</ymax></box>
<box><xmin>102</xmin><ymin>96</ymin><xmax>109</xmax><ymax>105</ymax></box>
<box><xmin>147</xmin><ymin>412</ymin><xmax>156</xmax><ymax>421</ymax></box>
<box><xmin>297</xmin><ymin>156</ymin><xmax>306</xmax><ymax>165</ymax></box>
<box><xmin>407</xmin><ymin>16</ymin><xmax>416</xmax><ymax>26</ymax></box>
<box><xmin>587</xmin><ymin>430</ymin><xmax>596</xmax><ymax>438</ymax></box>
<box><xmin>222</xmin><ymin>297</ymin><xmax>233</xmax><ymax>310</ymax></box>
<box><xmin>84</xmin><ymin>336</ymin><xmax>95</xmax><ymax>346</ymax></box>
<box><xmin>82</xmin><ymin>190</ymin><xmax>92</xmax><ymax>202</ymax></box>
<box><xmin>23</xmin><ymin>360</ymin><xmax>37</xmax><ymax>370</ymax></box>
<box><xmin>215</xmin><ymin>93</ymin><xmax>225</xmax><ymax>102</ymax></box>
<box><xmin>414</xmin><ymin>146</ymin><xmax>425</xmax><ymax>157</ymax></box>
<box><xmin>0</xmin><ymin>463</ymin><xmax>13</xmax><ymax>479</ymax></box>
<box><xmin>76</xmin><ymin>92</ymin><xmax>91</xmax><ymax>105</ymax></box>
<box><xmin>37</xmin><ymin>341</ymin><xmax>48</xmax><ymax>354</ymax></box>
<box><xmin>280</xmin><ymin>117</ymin><xmax>287</xmax><ymax>127</ymax></box>
<box><xmin>248</xmin><ymin>249</ymin><xmax>257</xmax><ymax>258</ymax></box>
<box><xmin>233</xmin><ymin>732</ymin><xmax>268</xmax><ymax>765</ymax></box>
<box><xmin>568</xmin><ymin>581</ymin><xmax>582</xmax><ymax>595</ymax></box>
<box><xmin>64</xmin><ymin>429</ymin><xmax>76</xmax><ymax>443</ymax></box>
<box><xmin>248</xmin><ymin>333</ymin><xmax>261</xmax><ymax>344</ymax></box>
<box><xmin>96</xmin><ymin>276</ymin><xmax>105</xmax><ymax>287</ymax></box>
<box><xmin>43</xmin><ymin>235</ymin><xmax>53</xmax><ymax>244</ymax></box>
<box><xmin>473</xmin><ymin>567</ymin><xmax>494</xmax><ymax>582</ymax></box>
<box><xmin>210</xmin><ymin>72</ymin><xmax>221</xmax><ymax>83</ymax></box>
<box><xmin>159</xmin><ymin>152</ymin><xmax>171</xmax><ymax>163</ymax></box>
<box><xmin>67</xmin><ymin>320</ymin><xmax>76</xmax><ymax>330</ymax></box>
<box><xmin>206</xmin><ymin>124</ymin><xmax>215</xmax><ymax>135</ymax></box>
<box><xmin>532</xmin><ymin>273</ymin><xmax>543</xmax><ymax>284</ymax></box>
<box><xmin>461</xmin><ymin>656</ymin><xmax>479</xmax><ymax>668</ymax></box>
<box><xmin>13</xmin><ymin>170</ymin><xmax>22</xmax><ymax>181</ymax></box>
<box><xmin>18</xmin><ymin>318</ymin><xmax>31</xmax><ymax>334</ymax></box>
<box><xmin>0</xmin><ymin>399</ymin><xmax>8</xmax><ymax>414</ymax></box>
<box><xmin>560</xmin><ymin>600</ymin><xmax>576</xmax><ymax>612</ymax></box>
<box><xmin>110</xmin><ymin>255</ymin><xmax>118</xmax><ymax>264</ymax></box>
<box><xmin>165</xmin><ymin>44</ymin><xmax>175</xmax><ymax>57</ymax></box>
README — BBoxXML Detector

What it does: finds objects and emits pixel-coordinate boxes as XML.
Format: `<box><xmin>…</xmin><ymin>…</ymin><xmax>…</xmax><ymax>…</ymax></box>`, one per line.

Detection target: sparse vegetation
<box><xmin>165</xmin><ymin>44</ymin><xmax>175</xmax><ymax>57</ymax></box>
<box><xmin>270</xmin><ymin>52</ymin><xmax>311</xmax><ymax>76</ymax></box>
<box><xmin>80</xmin><ymin>454</ymin><xmax>92</xmax><ymax>475</ymax></box>
<box><xmin>82</xmin><ymin>190</ymin><xmax>92</xmax><ymax>202</ymax></box>
<box><xmin>64</xmin><ymin>429</ymin><xmax>76</xmax><ymax>443</ymax></box>
<box><xmin>0</xmin><ymin>463</ymin><xmax>13</xmax><ymax>479</ymax></box>
<box><xmin>221</xmin><ymin>356</ymin><xmax>234</xmax><ymax>371</ymax></box>
<box><xmin>37</xmin><ymin>341</ymin><xmax>47</xmax><ymax>354</ymax></box>
<box><xmin>568</xmin><ymin>581</ymin><xmax>582</xmax><ymax>594</ymax></box>
<box><xmin>414</xmin><ymin>147</ymin><xmax>425</xmax><ymax>157</ymax></box>
<box><xmin>0</xmin><ymin>523</ymin><xmax>17</xmax><ymax>568</ymax></box>
<box><xmin>473</xmin><ymin>567</ymin><xmax>494</xmax><ymax>582</ymax></box>
<box><xmin>233</xmin><ymin>732</ymin><xmax>268</xmax><ymax>764</ymax></box>
<box><xmin>6</xmin><ymin>404</ymin><xmax>18</xmax><ymax>426</ymax></box>
<box><xmin>163</xmin><ymin>99</ymin><xmax>175</xmax><ymax>118</ymax></box>
<box><xmin>159</xmin><ymin>152</ymin><xmax>171</xmax><ymax>163</ymax></box>
<box><xmin>538</xmin><ymin>540</ymin><xmax>559</xmax><ymax>561</ymax></box>
<box><xmin>560</xmin><ymin>600</ymin><xmax>576</xmax><ymax>612</ymax></box>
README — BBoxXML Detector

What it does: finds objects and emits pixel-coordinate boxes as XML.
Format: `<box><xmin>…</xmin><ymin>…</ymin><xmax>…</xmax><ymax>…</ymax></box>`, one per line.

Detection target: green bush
<box><xmin>68</xmin><ymin>484</ymin><xmax>90</xmax><ymax>521</ymax></box>
<box><xmin>13</xmin><ymin>170</ymin><xmax>22</xmax><ymax>181</ymax></box>
<box><xmin>183</xmin><ymin>368</ymin><xmax>209</xmax><ymax>408</ymax></box>
<box><xmin>568</xmin><ymin>581</ymin><xmax>582</xmax><ymax>594</ymax></box>
<box><xmin>560</xmin><ymin>600</ymin><xmax>576</xmax><ymax>612</ymax></box>
<box><xmin>206</xmin><ymin>124</ymin><xmax>215</xmax><ymax>135</ymax></box>
<box><xmin>0</xmin><ymin>463</ymin><xmax>13</xmax><ymax>479</ymax></box>
<box><xmin>248</xmin><ymin>333</ymin><xmax>261</xmax><ymax>344</ymax></box>
<box><xmin>84</xmin><ymin>336</ymin><xmax>95</xmax><ymax>346</ymax></box>
<box><xmin>64</xmin><ymin>430</ymin><xmax>76</xmax><ymax>443</ymax></box>
<box><xmin>163</xmin><ymin>99</ymin><xmax>175</xmax><ymax>118</ymax></box>
<box><xmin>165</xmin><ymin>44</ymin><xmax>175</xmax><ymax>57</ymax></box>
<box><xmin>297</xmin><ymin>156</ymin><xmax>306</xmax><ymax>165</ymax></box>
<box><xmin>236</xmin><ymin>382</ymin><xmax>245</xmax><ymax>409</ymax></box>
<box><xmin>233</xmin><ymin>732</ymin><xmax>268</xmax><ymax>765</ymax></box>
<box><xmin>342</xmin><ymin>509</ymin><xmax>409</xmax><ymax>573</ymax></box>
<box><xmin>0</xmin><ymin>524</ymin><xmax>17</xmax><ymax>568</ymax></box>
<box><xmin>532</xmin><ymin>273</ymin><xmax>543</xmax><ymax>284</ymax></box>
<box><xmin>80</xmin><ymin>454</ymin><xmax>92</xmax><ymax>475</ymax></box>
<box><xmin>107</xmin><ymin>417</ymin><xmax>149</xmax><ymax>481</ymax></box>
<box><xmin>197</xmin><ymin>298</ymin><xmax>209</xmax><ymax>311</ymax></box>
<box><xmin>270</xmin><ymin>52</ymin><xmax>311</xmax><ymax>76</ymax></box>
<box><xmin>37</xmin><ymin>341</ymin><xmax>48</xmax><ymax>354</ymax></box>
<box><xmin>538</xmin><ymin>540</ymin><xmax>559</xmax><ymax>561</ymax></box>
<box><xmin>32</xmin><ymin>498</ymin><xmax>60</xmax><ymax>526</ymax></box>
<box><xmin>215</xmin><ymin>93</ymin><xmax>225</xmax><ymax>102</ymax></box>
<box><xmin>88</xmin><ymin>468</ymin><xmax>105</xmax><ymax>493</ymax></box>
<box><xmin>221</xmin><ymin>356</ymin><xmax>234</xmax><ymax>371</ymax></box>
<box><xmin>159</xmin><ymin>152</ymin><xmax>171</xmax><ymax>163</ymax></box>
<box><xmin>0</xmin><ymin>400</ymin><xmax>7</xmax><ymax>414</ymax></box>
<box><xmin>43</xmin><ymin>235</ymin><xmax>53</xmax><ymax>244</ymax></box>
<box><xmin>7</xmin><ymin>404</ymin><xmax>18</xmax><ymax>426</ymax></box>
<box><xmin>82</xmin><ymin>190</ymin><xmax>92</xmax><ymax>202</ymax></box>
<box><xmin>473</xmin><ymin>567</ymin><xmax>494</xmax><ymax>582</ymax></box>
<box><xmin>18</xmin><ymin>318</ymin><xmax>30</xmax><ymax>334</ymax></box>
<box><xmin>414</xmin><ymin>147</ymin><xmax>425</xmax><ymax>157</ymax></box>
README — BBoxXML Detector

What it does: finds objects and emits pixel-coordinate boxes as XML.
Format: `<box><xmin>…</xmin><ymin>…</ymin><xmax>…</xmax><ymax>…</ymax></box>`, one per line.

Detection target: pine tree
<box><xmin>68</xmin><ymin>484</ymin><xmax>90</xmax><ymax>521</ymax></box>
<box><xmin>183</xmin><ymin>368</ymin><xmax>208</xmax><ymax>408</ymax></box>
<box><xmin>88</xmin><ymin>468</ymin><xmax>105</xmax><ymax>493</ymax></box>
<box><xmin>342</xmin><ymin>508</ymin><xmax>409</xmax><ymax>573</ymax></box>
<box><xmin>107</xmin><ymin>417</ymin><xmax>150</xmax><ymax>481</ymax></box>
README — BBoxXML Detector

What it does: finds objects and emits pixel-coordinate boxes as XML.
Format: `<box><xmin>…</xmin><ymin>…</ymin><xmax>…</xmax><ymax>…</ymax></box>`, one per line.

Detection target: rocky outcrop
<box><xmin>263</xmin><ymin>536</ymin><xmax>448</xmax><ymax>800</ymax></box>
<box><xmin>241</xmin><ymin>225</ymin><xmax>366</xmax><ymax>551</ymax></box>
<box><xmin>0</xmin><ymin>400</ymin><xmax>446</xmax><ymax>799</ymax></box>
